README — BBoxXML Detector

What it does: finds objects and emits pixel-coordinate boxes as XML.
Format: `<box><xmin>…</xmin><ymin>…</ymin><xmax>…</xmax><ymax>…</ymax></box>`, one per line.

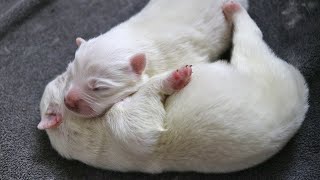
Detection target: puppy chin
<box><xmin>81</xmin><ymin>104</ymin><xmax>113</xmax><ymax>118</ymax></box>
<box><xmin>65</xmin><ymin>104</ymin><xmax>98</xmax><ymax>118</ymax></box>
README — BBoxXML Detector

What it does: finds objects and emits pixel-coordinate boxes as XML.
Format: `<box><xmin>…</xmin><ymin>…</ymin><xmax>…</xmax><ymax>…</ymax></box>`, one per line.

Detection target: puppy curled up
<box><xmin>38</xmin><ymin>1</ymin><xmax>308</xmax><ymax>173</ymax></box>
<box><xmin>62</xmin><ymin>0</ymin><xmax>248</xmax><ymax>118</ymax></box>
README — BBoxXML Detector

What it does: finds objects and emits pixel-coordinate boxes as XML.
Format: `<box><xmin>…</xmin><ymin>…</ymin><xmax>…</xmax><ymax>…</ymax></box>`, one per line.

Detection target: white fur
<box><xmin>75</xmin><ymin>0</ymin><xmax>248</xmax><ymax>74</ymax></box>
<box><xmin>65</xmin><ymin>0</ymin><xmax>248</xmax><ymax>117</ymax></box>
<box><xmin>39</xmin><ymin>4</ymin><xmax>308</xmax><ymax>173</ymax></box>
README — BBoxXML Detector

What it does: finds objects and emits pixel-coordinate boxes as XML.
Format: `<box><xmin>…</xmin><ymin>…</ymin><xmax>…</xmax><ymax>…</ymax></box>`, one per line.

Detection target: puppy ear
<box><xmin>76</xmin><ymin>37</ymin><xmax>86</xmax><ymax>47</ymax></box>
<box><xmin>130</xmin><ymin>53</ymin><xmax>146</xmax><ymax>75</ymax></box>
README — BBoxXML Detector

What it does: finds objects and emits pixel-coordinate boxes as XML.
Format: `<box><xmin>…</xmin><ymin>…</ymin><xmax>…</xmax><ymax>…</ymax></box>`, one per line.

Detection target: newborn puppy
<box><xmin>64</xmin><ymin>0</ymin><xmax>249</xmax><ymax>118</ymax></box>
<box><xmin>38</xmin><ymin>1</ymin><xmax>308</xmax><ymax>173</ymax></box>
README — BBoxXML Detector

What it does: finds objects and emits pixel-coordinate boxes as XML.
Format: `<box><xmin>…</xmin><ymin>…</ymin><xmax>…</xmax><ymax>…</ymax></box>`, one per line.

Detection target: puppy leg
<box><xmin>223</xmin><ymin>1</ymin><xmax>276</xmax><ymax>77</ymax></box>
<box><xmin>106</xmin><ymin>66</ymin><xmax>192</xmax><ymax>155</ymax></box>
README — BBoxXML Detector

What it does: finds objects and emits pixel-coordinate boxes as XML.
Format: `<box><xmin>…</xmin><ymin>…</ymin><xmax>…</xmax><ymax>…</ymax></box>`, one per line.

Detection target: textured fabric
<box><xmin>0</xmin><ymin>0</ymin><xmax>52</xmax><ymax>38</ymax></box>
<box><xmin>0</xmin><ymin>0</ymin><xmax>319</xmax><ymax>179</ymax></box>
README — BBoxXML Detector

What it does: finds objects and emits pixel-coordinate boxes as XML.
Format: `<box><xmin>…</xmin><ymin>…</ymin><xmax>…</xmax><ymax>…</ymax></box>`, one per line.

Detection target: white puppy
<box><xmin>63</xmin><ymin>0</ymin><xmax>248</xmax><ymax>118</ymax></box>
<box><xmin>38</xmin><ymin>1</ymin><xmax>308</xmax><ymax>173</ymax></box>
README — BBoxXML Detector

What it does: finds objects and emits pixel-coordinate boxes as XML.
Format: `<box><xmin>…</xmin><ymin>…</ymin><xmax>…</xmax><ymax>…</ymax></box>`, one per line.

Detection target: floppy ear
<box><xmin>130</xmin><ymin>53</ymin><xmax>146</xmax><ymax>75</ymax></box>
<box><xmin>76</xmin><ymin>37</ymin><xmax>86</xmax><ymax>47</ymax></box>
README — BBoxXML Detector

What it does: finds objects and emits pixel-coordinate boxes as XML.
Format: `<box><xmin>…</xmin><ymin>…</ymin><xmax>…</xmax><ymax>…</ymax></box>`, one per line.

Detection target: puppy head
<box><xmin>64</xmin><ymin>38</ymin><xmax>147</xmax><ymax>118</ymax></box>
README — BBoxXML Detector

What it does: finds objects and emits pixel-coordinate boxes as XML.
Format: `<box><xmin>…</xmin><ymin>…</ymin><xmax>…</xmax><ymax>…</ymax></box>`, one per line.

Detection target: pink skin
<box><xmin>37</xmin><ymin>104</ymin><xmax>62</xmax><ymax>130</ymax></box>
<box><xmin>64</xmin><ymin>88</ymin><xmax>94</xmax><ymax>115</ymax></box>
<box><xmin>64</xmin><ymin>53</ymin><xmax>146</xmax><ymax>117</ymax></box>
<box><xmin>167</xmin><ymin>65</ymin><xmax>193</xmax><ymax>91</ymax></box>
<box><xmin>38</xmin><ymin>65</ymin><xmax>192</xmax><ymax>130</ymax></box>
<box><xmin>38</xmin><ymin>2</ymin><xmax>237</xmax><ymax>129</ymax></box>
<box><xmin>64</xmin><ymin>65</ymin><xmax>192</xmax><ymax>116</ymax></box>
<box><xmin>43</xmin><ymin>113</ymin><xmax>62</xmax><ymax>128</ymax></box>
<box><xmin>222</xmin><ymin>1</ymin><xmax>242</xmax><ymax>20</ymax></box>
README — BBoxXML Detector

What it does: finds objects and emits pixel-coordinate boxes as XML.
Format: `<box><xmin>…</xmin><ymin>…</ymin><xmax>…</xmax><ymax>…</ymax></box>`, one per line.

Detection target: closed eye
<box><xmin>87</xmin><ymin>77</ymin><xmax>122</xmax><ymax>92</ymax></box>
<box><xmin>88</xmin><ymin>78</ymin><xmax>111</xmax><ymax>91</ymax></box>
<box><xmin>92</xmin><ymin>86</ymin><xmax>110</xmax><ymax>91</ymax></box>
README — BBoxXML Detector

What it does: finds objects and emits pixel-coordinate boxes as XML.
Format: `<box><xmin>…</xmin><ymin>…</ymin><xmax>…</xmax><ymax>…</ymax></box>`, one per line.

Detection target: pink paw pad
<box><xmin>47</xmin><ymin>112</ymin><xmax>63</xmax><ymax>127</ymax></box>
<box><xmin>223</xmin><ymin>1</ymin><xmax>241</xmax><ymax>19</ymax></box>
<box><xmin>170</xmin><ymin>65</ymin><xmax>193</xmax><ymax>90</ymax></box>
<box><xmin>37</xmin><ymin>105</ymin><xmax>63</xmax><ymax>130</ymax></box>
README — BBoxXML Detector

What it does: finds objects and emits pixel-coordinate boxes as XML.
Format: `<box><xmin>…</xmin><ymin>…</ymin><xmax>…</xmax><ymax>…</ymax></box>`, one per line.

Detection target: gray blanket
<box><xmin>1</xmin><ymin>0</ymin><xmax>319</xmax><ymax>179</ymax></box>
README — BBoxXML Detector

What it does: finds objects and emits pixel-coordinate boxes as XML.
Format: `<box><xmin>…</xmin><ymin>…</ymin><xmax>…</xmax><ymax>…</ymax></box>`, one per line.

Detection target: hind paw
<box><xmin>223</xmin><ymin>1</ymin><xmax>242</xmax><ymax>20</ymax></box>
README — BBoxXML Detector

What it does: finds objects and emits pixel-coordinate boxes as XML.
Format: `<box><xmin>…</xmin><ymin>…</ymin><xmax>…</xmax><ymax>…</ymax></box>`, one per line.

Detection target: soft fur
<box><xmin>38</xmin><ymin>2</ymin><xmax>308</xmax><ymax>173</ymax></box>
<box><xmin>63</xmin><ymin>0</ymin><xmax>248</xmax><ymax>117</ymax></box>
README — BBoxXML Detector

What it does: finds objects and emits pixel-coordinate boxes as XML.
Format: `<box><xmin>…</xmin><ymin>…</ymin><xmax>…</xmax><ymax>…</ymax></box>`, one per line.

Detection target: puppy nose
<box><xmin>64</xmin><ymin>97</ymin><xmax>78</xmax><ymax>109</ymax></box>
<box><xmin>64</xmin><ymin>92</ymin><xmax>80</xmax><ymax>109</ymax></box>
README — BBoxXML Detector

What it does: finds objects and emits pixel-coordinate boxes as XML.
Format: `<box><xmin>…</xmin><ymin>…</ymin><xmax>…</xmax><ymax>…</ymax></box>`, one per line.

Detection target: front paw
<box><xmin>37</xmin><ymin>103</ymin><xmax>63</xmax><ymax>130</ymax></box>
<box><xmin>170</xmin><ymin>65</ymin><xmax>193</xmax><ymax>90</ymax></box>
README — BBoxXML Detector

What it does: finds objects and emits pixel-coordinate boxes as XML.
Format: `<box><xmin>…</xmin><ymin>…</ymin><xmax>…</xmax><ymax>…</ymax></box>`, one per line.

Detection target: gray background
<box><xmin>0</xmin><ymin>0</ymin><xmax>319</xmax><ymax>179</ymax></box>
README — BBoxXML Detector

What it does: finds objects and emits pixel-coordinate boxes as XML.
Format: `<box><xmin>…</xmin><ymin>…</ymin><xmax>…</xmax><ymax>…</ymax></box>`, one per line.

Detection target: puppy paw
<box><xmin>223</xmin><ymin>1</ymin><xmax>242</xmax><ymax>20</ymax></box>
<box><xmin>169</xmin><ymin>65</ymin><xmax>193</xmax><ymax>91</ymax></box>
<box><xmin>37</xmin><ymin>103</ymin><xmax>62</xmax><ymax>130</ymax></box>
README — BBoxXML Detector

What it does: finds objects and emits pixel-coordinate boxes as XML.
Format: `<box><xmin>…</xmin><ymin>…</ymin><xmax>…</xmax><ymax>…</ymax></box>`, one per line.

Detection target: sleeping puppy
<box><xmin>38</xmin><ymin>1</ymin><xmax>308</xmax><ymax>173</ymax></box>
<box><xmin>63</xmin><ymin>0</ymin><xmax>248</xmax><ymax>118</ymax></box>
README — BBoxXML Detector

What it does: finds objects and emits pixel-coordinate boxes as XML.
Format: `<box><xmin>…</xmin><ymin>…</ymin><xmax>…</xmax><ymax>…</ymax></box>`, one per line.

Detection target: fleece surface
<box><xmin>0</xmin><ymin>0</ymin><xmax>319</xmax><ymax>179</ymax></box>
